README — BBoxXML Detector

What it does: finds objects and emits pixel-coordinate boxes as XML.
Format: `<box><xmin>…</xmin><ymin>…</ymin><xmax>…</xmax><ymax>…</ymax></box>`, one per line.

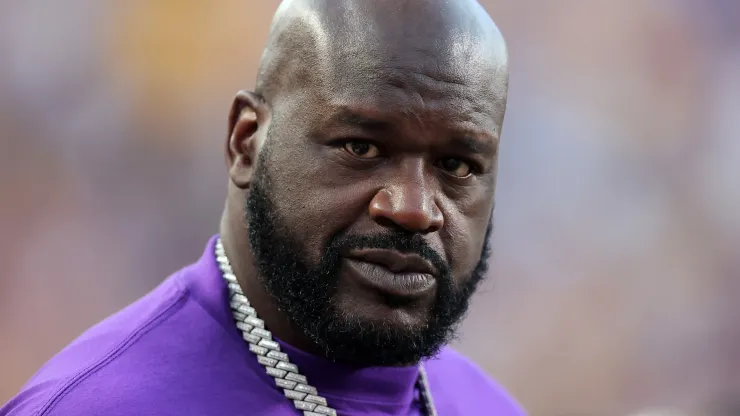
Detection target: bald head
<box><xmin>256</xmin><ymin>0</ymin><xmax>508</xmax><ymax>116</ymax></box>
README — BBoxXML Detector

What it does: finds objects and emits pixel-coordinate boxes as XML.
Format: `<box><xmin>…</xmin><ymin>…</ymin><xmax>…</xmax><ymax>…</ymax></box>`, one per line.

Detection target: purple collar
<box><xmin>183</xmin><ymin>236</ymin><xmax>421</xmax><ymax>405</ymax></box>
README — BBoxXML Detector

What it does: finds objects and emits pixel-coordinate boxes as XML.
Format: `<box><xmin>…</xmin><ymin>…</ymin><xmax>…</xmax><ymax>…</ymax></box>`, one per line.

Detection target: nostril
<box><xmin>372</xmin><ymin>216</ymin><xmax>397</xmax><ymax>229</ymax></box>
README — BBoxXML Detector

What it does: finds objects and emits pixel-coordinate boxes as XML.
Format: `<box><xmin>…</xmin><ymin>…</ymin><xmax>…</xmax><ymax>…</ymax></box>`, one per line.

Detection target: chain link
<box><xmin>215</xmin><ymin>238</ymin><xmax>437</xmax><ymax>416</ymax></box>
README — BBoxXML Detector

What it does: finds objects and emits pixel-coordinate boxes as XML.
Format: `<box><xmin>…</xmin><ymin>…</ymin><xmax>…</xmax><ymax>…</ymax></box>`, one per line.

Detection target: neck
<box><xmin>219</xmin><ymin>201</ymin><xmax>323</xmax><ymax>357</ymax></box>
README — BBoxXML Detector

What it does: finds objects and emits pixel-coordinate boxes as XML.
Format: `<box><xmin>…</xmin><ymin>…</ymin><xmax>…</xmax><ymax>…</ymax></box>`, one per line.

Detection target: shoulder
<box><xmin>424</xmin><ymin>347</ymin><xmax>527</xmax><ymax>416</ymax></box>
<box><xmin>1</xmin><ymin>272</ymin><xmax>192</xmax><ymax>416</ymax></box>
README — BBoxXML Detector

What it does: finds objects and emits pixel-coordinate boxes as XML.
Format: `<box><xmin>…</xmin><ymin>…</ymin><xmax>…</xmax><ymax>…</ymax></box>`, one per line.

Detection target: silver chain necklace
<box><xmin>215</xmin><ymin>239</ymin><xmax>438</xmax><ymax>416</ymax></box>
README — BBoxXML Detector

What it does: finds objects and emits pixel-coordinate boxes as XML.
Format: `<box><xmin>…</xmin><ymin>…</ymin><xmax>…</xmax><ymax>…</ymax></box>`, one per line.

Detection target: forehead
<box><xmin>268</xmin><ymin>1</ymin><xmax>508</xmax><ymax>134</ymax></box>
<box><xmin>286</xmin><ymin>55</ymin><xmax>507</xmax><ymax>142</ymax></box>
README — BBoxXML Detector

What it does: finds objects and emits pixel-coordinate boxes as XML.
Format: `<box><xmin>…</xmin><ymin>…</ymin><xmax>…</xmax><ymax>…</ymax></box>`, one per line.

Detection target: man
<box><xmin>2</xmin><ymin>0</ymin><xmax>522</xmax><ymax>414</ymax></box>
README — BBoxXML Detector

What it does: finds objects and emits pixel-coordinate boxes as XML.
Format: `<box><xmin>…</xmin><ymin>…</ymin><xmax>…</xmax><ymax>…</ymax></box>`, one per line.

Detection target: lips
<box><xmin>345</xmin><ymin>248</ymin><xmax>439</xmax><ymax>278</ymax></box>
<box><xmin>342</xmin><ymin>248</ymin><xmax>438</xmax><ymax>298</ymax></box>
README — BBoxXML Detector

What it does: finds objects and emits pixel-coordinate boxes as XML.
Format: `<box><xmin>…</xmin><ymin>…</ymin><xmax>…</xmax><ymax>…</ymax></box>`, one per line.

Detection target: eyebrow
<box><xmin>449</xmin><ymin>135</ymin><xmax>497</xmax><ymax>157</ymax></box>
<box><xmin>331</xmin><ymin>109</ymin><xmax>497</xmax><ymax>156</ymax></box>
<box><xmin>334</xmin><ymin>110</ymin><xmax>391</xmax><ymax>131</ymax></box>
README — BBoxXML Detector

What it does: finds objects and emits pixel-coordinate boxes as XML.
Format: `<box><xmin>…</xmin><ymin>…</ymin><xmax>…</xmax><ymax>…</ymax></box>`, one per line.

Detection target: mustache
<box><xmin>329</xmin><ymin>232</ymin><xmax>450</xmax><ymax>278</ymax></box>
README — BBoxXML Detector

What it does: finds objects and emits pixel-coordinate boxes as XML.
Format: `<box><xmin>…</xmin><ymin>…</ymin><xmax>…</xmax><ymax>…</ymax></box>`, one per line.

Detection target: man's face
<box><xmin>243</xmin><ymin>39</ymin><xmax>505</xmax><ymax>366</ymax></box>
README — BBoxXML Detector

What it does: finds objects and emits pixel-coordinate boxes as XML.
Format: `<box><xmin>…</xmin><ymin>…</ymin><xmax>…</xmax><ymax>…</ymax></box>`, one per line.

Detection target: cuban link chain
<box><xmin>215</xmin><ymin>238</ymin><xmax>438</xmax><ymax>416</ymax></box>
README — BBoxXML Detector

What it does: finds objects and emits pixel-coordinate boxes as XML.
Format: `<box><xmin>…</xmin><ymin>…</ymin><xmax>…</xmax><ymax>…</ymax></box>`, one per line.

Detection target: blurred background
<box><xmin>0</xmin><ymin>1</ymin><xmax>738</xmax><ymax>415</ymax></box>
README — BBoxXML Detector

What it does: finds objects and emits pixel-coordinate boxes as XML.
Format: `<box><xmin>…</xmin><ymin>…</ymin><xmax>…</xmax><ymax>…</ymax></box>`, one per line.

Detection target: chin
<box><xmin>334</xmin><ymin>291</ymin><xmax>433</xmax><ymax>330</ymax></box>
<box><xmin>315</xmin><ymin>291</ymin><xmax>454</xmax><ymax>366</ymax></box>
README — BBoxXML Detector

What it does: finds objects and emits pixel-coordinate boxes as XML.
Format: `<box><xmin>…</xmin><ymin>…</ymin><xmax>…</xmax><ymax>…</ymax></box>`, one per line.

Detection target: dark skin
<box><xmin>220</xmin><ymin>0</ymin><xmax>508</xmax><ymax>359</ymax></box>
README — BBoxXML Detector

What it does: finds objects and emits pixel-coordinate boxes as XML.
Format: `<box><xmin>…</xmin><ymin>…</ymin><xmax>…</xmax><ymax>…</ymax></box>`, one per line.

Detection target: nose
<box><xmin>368</xmin><ymin>179</ymin><xmax>444</xmax><ymax>234</ymax></box>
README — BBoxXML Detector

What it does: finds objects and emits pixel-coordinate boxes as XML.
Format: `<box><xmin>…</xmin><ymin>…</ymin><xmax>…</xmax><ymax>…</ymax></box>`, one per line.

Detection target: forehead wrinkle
<box><xmin>333</xmin><ymin>67</ymin><xmax>498</xmax><ymax>127</ymax></box>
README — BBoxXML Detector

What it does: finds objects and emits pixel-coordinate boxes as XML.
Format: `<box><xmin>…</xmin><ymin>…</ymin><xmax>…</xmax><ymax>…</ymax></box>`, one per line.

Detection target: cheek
<box><xmin>266</xmin><ymin>150</ymin><xmax>368</xmax><ymax>264</ymax></box>
<box><xmin>440</xmin><ymin>197</ymin><xmax>494</xmax><ymax>281</ymax></box>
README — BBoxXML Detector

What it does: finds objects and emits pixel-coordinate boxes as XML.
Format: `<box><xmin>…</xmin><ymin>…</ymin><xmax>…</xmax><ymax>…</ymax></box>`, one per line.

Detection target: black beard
<box><xmin>245</xmin><ymin>151</ymin><xmax>493</xmax><ymax>367</ymax></box>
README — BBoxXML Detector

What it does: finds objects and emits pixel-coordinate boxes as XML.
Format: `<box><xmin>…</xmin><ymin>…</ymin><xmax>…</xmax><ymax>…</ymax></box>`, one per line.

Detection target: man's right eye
<box><xmin>344</xmin><ymin>141</ymin><xmax>381</xmax><ymax>159</ymax></box>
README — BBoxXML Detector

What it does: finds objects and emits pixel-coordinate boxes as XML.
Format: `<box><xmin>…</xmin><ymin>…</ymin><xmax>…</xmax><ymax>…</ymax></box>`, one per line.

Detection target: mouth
<box><xmin>346</xmin><ymin>248</ymin><xmax>439</xmax><ymax>276</ymax></box>
<box><xmin>343</xmin><ymin>249</ymin><xmax>438</xmax><ymax>298</ymax></box>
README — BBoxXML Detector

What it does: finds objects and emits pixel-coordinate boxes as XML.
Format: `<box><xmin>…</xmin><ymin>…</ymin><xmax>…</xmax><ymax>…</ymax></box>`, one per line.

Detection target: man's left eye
<box><xmin>439</xmin><ymin>158</ymin><xmax>472</xmax><ymax>177</ymax></box>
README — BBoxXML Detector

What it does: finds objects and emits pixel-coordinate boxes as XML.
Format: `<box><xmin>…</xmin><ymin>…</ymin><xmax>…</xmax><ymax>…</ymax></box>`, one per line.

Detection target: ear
<box><xmin>226</xmin><ymin>90</ymin><xmax>270</xmax><ymax>189</ymax></box>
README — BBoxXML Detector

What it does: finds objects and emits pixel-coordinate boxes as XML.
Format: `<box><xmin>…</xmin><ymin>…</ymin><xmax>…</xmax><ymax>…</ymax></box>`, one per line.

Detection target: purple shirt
<box><xmin>2</xmin><ymin>237</ymin><xmax>525</xmax><ymax>415</ymax></box>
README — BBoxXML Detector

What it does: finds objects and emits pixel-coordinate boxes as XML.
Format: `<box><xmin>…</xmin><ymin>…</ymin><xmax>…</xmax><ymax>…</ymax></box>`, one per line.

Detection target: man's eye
<box><xmin>439</xmin><ymin>158</ymin><xmax>472</xmax><ymax>178</ymax></box>
<box><xmin>344</xmin><ymin>141</ymin><xmax>381</xmax><ymax>159</ymax></box>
